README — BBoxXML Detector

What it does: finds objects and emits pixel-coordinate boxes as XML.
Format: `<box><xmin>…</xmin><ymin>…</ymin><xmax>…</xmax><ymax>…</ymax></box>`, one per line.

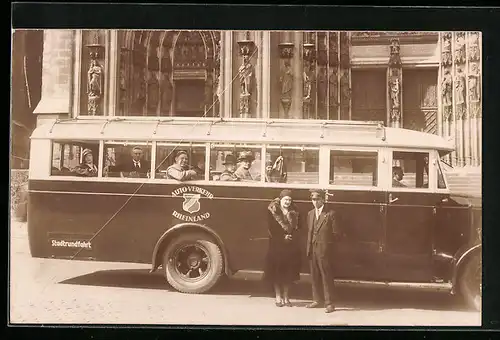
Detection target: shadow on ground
<box><xmin>59</xmin><ymin>268</ymin><xmax>473</xmax><ymax>312</ymax></box>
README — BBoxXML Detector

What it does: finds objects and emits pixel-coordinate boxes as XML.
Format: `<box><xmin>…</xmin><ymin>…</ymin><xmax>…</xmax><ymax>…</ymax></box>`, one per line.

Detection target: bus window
<box><xmin>103</xmin><ymin>141</ymin><xmax>152</xmax><ymax>178</ymax></box>
<box><xmin>329</xmin><ymin>150</ymin><xmax>378</xmax><ymax>187</ymax></box>
<box><xmin>50</xmin><ymin>140</ymin><xmax>100</xmax><ymax>177</ymax></box>
<box><xmin>156</xmin><ymin>143</ymin><xmax>206</xmax><ymax>181</ymax></box>
<box><xmin>210</xmin><ymin>143</ymin><xmax>262</xmax><ymax>182</ymax></box>
<box><xmin>266</xmin><ymin>145</ymin><xmax>319</xmax><ymax>184</ymax></box>
<box><xmin>392</xmin><ymin>151</ymin><xmax>430</xmax><ymax>189</ymax></box>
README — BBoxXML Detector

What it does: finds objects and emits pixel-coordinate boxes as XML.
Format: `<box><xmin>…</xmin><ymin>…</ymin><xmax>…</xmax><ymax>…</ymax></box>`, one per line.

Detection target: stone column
<box><xmin>221</xmin><ymin>31</ymin><xmax>233</xmax><ymax>118</ymax></box>
<box><xmin>339</xmin><ymin>32</ymin><xmax>351</xmax><ymax>120</ymax></box>
<box><xmin>387</xmin><ymin>38</ymin><xmax>402</xmax><ymax>128</ymax></box>
<box><xmin>468</xmin><ymin>32</ymin><xmax>482</xmax><ymax>167</ymax></box>
<box><xmin>106</xmin><ymin>30</ymin><xmax>119</xmax><ymax>116</ymax></box>
<box><xmin>291</xmin><ymin>31</ymin><xmax>303</xmax><ymax>119</ymax></box>
<box><xmin>34</xmin><ymin>29</ymin><xmax>75</xmax><ymax>123</ymax></box>
<box><xmin>278</xmin><ymin>37</ymin><xmax>295</xmax><ymax>119</ymax></box>
<box><xmin>83</xmin><ymin>30</ymin><xmax>106</xmax><ymax>116</ymax></box>
<box><xmin>236</xmin><ymin>31</ymin><xmax>256</xmax><ymax>118</ymax></box>
<box><xmin>261</xmin><ymin>31</ymin><xmax>271</xmax><ymax>119</ymax></box>
<box><xmin>439</xmin><ymin>32</ymin><xmax>454</xmax><ymax>165</ymax></box>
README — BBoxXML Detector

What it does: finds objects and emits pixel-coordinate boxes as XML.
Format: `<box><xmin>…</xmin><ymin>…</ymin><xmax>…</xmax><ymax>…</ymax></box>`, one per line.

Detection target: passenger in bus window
<box><xmin>73</xmin><ymin>148</ymin><xmax>98</xmax><ymax>177</ymax></box>
<box><xmin>263</xmin><ymin>189</ymin><xmax>301</xmax><ymax>307</ymax></box>
<box><xmin>191</xmin><ymin>155</ymin><xmax>206</xmax><ymax>180</ymax></box>
<box><xmin>392</xmin><ymin>166</ymin><xmax>406</xmax><ymax>187</ymax></box>
<box><xmin>118</xmin><ymin>146</ymin><xmax>151</xmax><ymax>178</ymax></box>
<box><xmin>265</xmin><ymin>156</ymin><xmax>287</xmax><ymax>183</ymax></box>
<box><xmin>219</xmin><ymin>154</ymin><xmax>239</xmax><ymax>181</ymax></box>
<box><xmin>234</xmin><ymin>151</ymin><xmax>257</xmax><ymax>181</ymax></box>
<box><xmin>166</xmin><ymin>151</ymin><xmax>198</xmax><ymax>181</ymax></box>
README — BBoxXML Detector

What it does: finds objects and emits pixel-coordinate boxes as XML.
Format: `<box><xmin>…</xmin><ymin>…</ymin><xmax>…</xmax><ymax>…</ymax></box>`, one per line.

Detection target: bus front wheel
<box><xmin>459</xmin><ymin>252</ymin><xmax>482</xmax><ymax>312</ymax></box>
<box><xmin>163</xmin><ymin>233</ymin><xmax>224</xmax><ymax>294</ymax></box>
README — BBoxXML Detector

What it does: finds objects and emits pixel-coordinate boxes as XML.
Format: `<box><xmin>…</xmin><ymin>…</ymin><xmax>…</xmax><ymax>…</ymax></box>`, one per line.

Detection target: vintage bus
<box><xmin>25</xmin><ymin>117</ymin><xmax>481</xmax><ymax>310</ymax></box>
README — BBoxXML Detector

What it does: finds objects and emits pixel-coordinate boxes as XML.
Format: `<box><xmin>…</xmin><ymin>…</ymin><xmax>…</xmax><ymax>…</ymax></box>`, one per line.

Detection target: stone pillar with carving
<box><xmin>328</xmin><ymin>32</ymin><xmax>340</xmax><ymax>120</ymax></box>
<box><xmin>316</xmin><ymin>32</ymin><xmax>328</xmax><ymax>120</ymax></box>
<box><xmin>237</xmin><ymin>32</ymin><xmax>256</xmax><ymax>118</ymax></box>
<box><xmin>339</xmin><ymin>32</ymin><xmax>351</xmax><ymax>120</ymax></box>
<box><xmin>118</xmin><ymin>46</ymin><xmax>130</xmax><ymax>116</ymax></box>
<box><xmin>159</xmin><ymin>45</ymin><xmax>173</xmax><ymax>116</ymax></box>
<box><xmin>278</xmin><ymin>41</ymin><xmax>294</xmax><ymax>118</ymax></box>
<box><xmin>212</xmin><ymin>32</ymin><xmax>222</xmax><ymax>117</ymax></box>
<box><xmin>468</xmin><ymin>32</ymin><xmax>482</xmax><ymax>167</ymax></box>
<box><xmin>388</xmin><ymin>38</ymin><xmax>402</xmax><ymax>128</ymax></box>
<box><xmin>440</xmin><ymin>32</ymin><xmax>454</xmax><ymax>165</ymax></box>
<box><xmin>454</xmin><ymin>32</ymin><xmax>467</xmax><ymax>167</ymax></box>
<box><xmin>303</xmin><ymin>33</ymin><xmax>316</xmax><ymax>119</ymax></box>
<box><xmin>85</xmin><ymin>30</ymin><xmax>106</xmax><ymax>116</ymax></box>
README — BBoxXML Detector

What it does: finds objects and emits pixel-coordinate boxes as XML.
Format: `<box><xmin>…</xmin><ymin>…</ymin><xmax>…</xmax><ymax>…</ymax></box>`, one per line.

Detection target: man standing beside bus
<box><xmin>306</xmin><ymin>189</ymin><xmax>337</xmax><ymax>313</ymax></box>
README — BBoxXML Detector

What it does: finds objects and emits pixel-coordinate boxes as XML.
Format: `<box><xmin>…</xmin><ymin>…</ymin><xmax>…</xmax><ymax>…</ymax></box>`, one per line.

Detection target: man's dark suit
<box><xmin>306</xmin><ymin>206</ymin><xmax>338</xmax><ymax>307</ymax></box>
<box><xmin>118</xmin><ymin>159</ymin><xmax>151</xmax><ymax>178</ymax></box>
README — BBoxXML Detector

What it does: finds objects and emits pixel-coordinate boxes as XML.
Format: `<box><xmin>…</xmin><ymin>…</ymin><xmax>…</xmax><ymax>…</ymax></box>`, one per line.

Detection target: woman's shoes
<box><xmin>276</xmin><ymin>300</ymin><xmax>292</xmax><ymax>307</ymax></box>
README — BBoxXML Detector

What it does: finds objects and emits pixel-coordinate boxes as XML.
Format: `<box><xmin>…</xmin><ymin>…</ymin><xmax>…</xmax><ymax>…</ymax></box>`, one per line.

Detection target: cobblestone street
<box><xmin>9</xmin><ymin>220</ymin><xmax>481</xmax><ymax>326</ymax></box>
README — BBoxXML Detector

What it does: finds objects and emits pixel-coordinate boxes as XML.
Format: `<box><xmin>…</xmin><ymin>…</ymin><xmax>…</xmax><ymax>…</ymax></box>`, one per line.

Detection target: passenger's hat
<box><xmin>222</xmin><ymin>153</ymin><xmax>237</xmax><ymax>165</ymax></box>
<box><xmin>237</xmin><ymin>150</ymin><xmax>255</xmax><ymax>162</ymax></box>
<box><xmin>279</xmin><ymin>189</ymin><xmax>293</xmax><ymax>200</ymax></box>
<box><xmin>82</xmin><ymin>148</ymin><xmax>93</xmax><ymax>159</ymax></box>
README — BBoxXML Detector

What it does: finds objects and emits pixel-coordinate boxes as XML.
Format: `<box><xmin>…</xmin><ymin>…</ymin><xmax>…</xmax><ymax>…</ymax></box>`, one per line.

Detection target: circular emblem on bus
<box><xmin>171</xmin><ymin>186</ymin><xmax>214</xmax><ymax>223</ymax></box>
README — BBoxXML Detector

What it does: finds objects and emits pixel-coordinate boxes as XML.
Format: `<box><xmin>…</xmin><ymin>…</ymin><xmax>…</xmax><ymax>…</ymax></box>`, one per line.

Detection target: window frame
<box><xmin>386</xmin><ymin>147</ymin><xmax>436</xmax><ymax>193</ymax></box>
<box><xmin>48</xmin><ymin>139</ymin><xmax>102</xmax><ymax>179</ymax></box>
<box><xmin>325</xmin><ymin>146</ymin><xmax>383</xmax><ymax>191</ymax></box>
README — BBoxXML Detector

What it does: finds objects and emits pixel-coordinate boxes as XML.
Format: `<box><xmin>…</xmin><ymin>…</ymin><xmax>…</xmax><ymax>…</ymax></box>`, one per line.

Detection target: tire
<box><xmin>459</xmin><ymin>252</ymin><xmax>482</xmax><ymax>311</ymax></box>
<box><xmin>163</xmin><ymin>232</ymin><xmax>224</xmax><ymax>294</ymax></box>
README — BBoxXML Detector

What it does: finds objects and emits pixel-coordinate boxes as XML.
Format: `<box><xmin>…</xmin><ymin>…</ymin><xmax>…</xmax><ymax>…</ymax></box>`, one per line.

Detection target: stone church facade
<box><xmin>30</xmin><ymin>30</ymin><xmax>482</xmax><ymax>169</ymax></box>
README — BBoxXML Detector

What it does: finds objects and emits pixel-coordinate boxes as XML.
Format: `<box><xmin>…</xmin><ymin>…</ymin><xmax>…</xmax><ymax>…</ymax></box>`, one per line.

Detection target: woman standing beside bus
<box><xmin>263</xmin><ymin>189</ymin><xmax>301</xmax><ymax>307</ymax></box>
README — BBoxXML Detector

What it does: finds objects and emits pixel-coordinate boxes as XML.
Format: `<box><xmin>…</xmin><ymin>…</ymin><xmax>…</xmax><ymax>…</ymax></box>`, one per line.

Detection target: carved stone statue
<box><xmin>389</xmin><ymin>77</ymin><xmax>400</xmax><ymax>109</ymax></box>
<box><xmin>469</xmin><ymin>32</ymin><xmax>480</xmax><ymax>62</ymax></box>
<box><xmin>441</xmin><ymin>34</ymin><xmax>453</xmax><ymax>67</ymax></box>
<box><xmin>303</xmin><ymin>62</ymin><xmax>313</xmax><ymax>101</ymax></box>
<box><xmin>388</xmin><ymin>39</ymin><xmax>402</xmax><ymax>67</ymax></box>
<box><xmin>280</xmin><ymin>60</ymin><xmax>293</xmax><ymax>115</ymax></box>
<box><xmin>455</xmin><ymin>33</ymin><xmax>466</xmax><ymax>64</ymax></box>
<box><xmin>87</xmin><ymin>59</ymin><xmax>103</xmax><ymax>115</ymax></box>
<box><xmin>441</xmin><ymin>70</ymin><xmax>453</xmax><ymax>107</ymax></box>
<box><xmin>328</xmin><ymin>71</ymin><xmax>338</xmax><ymax>107</ymax></box>
<box><xmin>468</xmin><ymin>75</ymin><xmax>480</xmax><ymax>102</ymax></box>
<box><xmin>238</xmin><ymin>55</ymin><xmax>254</xmax><ymax>96</ymax></box>
<box><xmin>455</xmin><ymin>70</ymin><xmax>466</xmax><ymax>105</ymax></box>
<box><xmin>340</xmin><ymin>71</ymin><xmax>350</xmax><ymax>105</ymax></box>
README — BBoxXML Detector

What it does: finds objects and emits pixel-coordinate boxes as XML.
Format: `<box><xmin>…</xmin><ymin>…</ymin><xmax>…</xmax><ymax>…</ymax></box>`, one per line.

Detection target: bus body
<box><xmin>26</xmin><ymin>117</ymin><xmax>481</xmax><ymax>310</ymax></box>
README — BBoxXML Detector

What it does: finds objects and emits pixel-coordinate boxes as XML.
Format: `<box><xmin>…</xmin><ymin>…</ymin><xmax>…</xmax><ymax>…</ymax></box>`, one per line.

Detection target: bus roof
<box><xmin>30</xmin><ymin>117</ymin><xmax>455</xmax><ymax>153</ymax></box>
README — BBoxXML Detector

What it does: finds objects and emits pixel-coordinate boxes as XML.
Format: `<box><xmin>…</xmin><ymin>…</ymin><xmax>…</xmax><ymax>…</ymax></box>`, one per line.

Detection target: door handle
<box><xmin>441</xmin><ymin>197</ymin><xmax>449</xmax><ymax>203</ymax></box>
<box><xmin>389</xmin><ymin>194</ymin><xmax>399</xmax><ymax>203</ymax></box>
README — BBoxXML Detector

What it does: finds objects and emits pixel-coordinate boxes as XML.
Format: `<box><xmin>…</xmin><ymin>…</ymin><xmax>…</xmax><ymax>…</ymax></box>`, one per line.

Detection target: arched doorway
<box><xmin>118</xmin><ymin>30</ymin><xmax>221</xmax><ymax>117</ymax></box>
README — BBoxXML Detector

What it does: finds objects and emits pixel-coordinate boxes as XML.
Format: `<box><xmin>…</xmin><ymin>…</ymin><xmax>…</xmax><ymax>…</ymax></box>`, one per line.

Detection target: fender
<box><xmin>451</xmin><ymin>243</ymin><xmax>482</xmax><ymax>293</ymax></box>
<box><xmin>150</xmin><ymin>222</ymin><xmax>232</xmax><ymax>276</ymax></box>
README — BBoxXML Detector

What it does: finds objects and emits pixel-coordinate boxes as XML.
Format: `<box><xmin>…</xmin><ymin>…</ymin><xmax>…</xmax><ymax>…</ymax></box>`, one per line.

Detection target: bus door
<box><xmin>383</xmin><ymin>150</ymin><xmax>437</xmax><ymax>282</ymax></box>
<box><xmin>328</xmin><ymin>149</ymin><xmax>386</xmax><ymax>281</ymax></box>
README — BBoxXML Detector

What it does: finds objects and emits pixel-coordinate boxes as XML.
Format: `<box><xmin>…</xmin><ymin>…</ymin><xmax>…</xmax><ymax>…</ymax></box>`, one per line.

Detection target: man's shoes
<box><xmin>305</xmin><ymin>301</ymin><xmax>323</xmax><ymax>308</ymax></box>
<box><xmin>325</xmin><ymin>305</ymin><xmax>335</xmax><ymax>313</ymax></box>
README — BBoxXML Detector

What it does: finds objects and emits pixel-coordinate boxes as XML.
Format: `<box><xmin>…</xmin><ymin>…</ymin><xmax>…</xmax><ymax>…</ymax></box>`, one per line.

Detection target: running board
<box><xmin>236</xmin><ymin>270</ymin><xmax>453</xmax><ymax>293</ymax></box>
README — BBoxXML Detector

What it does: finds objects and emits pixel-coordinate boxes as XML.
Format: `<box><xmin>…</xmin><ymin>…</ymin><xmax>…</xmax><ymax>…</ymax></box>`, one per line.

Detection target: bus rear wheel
<box><xmin>163</xmin><ymin>233</ymin><xmax>224</xmax><ymax>294</ymax></box>
<box><xmin>459</xmin><ymin>252</ymin><xmax>482</xmax><ymax>312</ymax></box>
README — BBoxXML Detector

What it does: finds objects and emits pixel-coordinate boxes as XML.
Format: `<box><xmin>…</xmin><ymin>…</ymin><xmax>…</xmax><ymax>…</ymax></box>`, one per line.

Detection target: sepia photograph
<box><xmin>10</xmin><ymin>27</ymin><xmax>482</xmax><ymax>326</ymax></box>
